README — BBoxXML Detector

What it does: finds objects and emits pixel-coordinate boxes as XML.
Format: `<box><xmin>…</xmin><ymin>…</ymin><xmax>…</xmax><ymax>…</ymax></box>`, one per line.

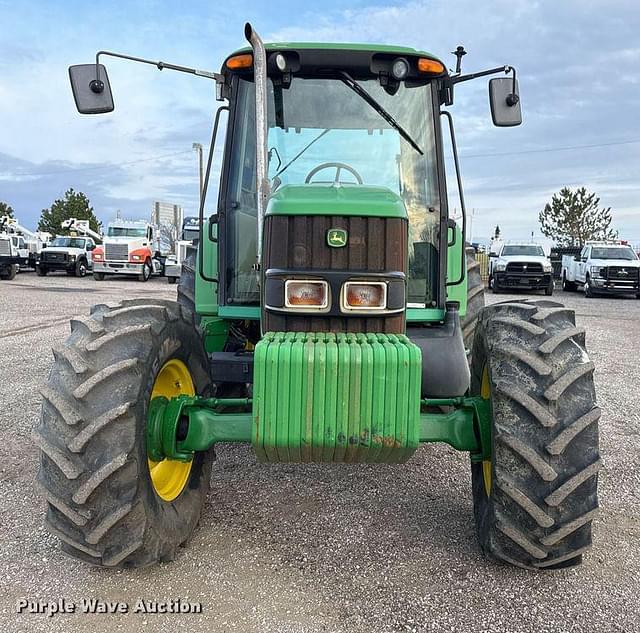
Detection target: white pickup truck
<box><xmin>562</xmin><ymin>242</ymin><xmax>640</xmax><ymax>298</ymax></box>
<box><xmin>489</xmin><ymin>242</ymin><xmax>554</xmax><ymax>295</ymax></box>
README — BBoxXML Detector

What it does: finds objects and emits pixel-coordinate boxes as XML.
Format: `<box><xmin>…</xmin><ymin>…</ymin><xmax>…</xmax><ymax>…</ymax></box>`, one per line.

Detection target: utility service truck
<box><xmin>0</xmin><ymin>216</ymin><xmax>50</xmax><ymax>280</ymax></box>
<box><xmin>37</xmin><ymin>218</ymin><xmax>102</xmax><ymax>277</ymax></box>
<box><xmin>36</xmin><ymin>24</ymin><xmax>601</xmax><ymax>572</ymax></box>
<box><xmin>489</xmin><ymin>241</ymin><xmax>554</xmax><ymax>295</ymax></box>
<box><xmin>562</xmin><ymin>240</ymin><xmax>640</xmax><ymax>298</ymax></box>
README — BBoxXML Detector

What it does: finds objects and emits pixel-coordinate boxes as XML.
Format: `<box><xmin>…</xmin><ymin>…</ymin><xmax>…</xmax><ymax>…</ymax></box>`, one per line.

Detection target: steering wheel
<box><xmin>304</xmin><ymin>162</ymin><xmax>364</xmax><ymax>185</ymax></box>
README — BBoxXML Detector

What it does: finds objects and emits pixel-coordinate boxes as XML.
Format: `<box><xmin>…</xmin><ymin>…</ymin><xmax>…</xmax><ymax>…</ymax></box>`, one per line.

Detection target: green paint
<box><xmin>252</xmin><ymin>332</ymin><xmax>422</xmax><ymax>463</ymax></box>
<box><xmin>147</xmin><ymin>392</ymin><xmax>492</xmax><ymax>463</ymax></box>
<box><xmin>201</xmin><ymin>317</ymin><xmax>229</xmax><ymax>354</ymax></box>
<box><xmin>147</xmin><ymin>395</ymin><xmax>252</xmax><ymax>461</ymax></box>
<box><xmin>195</xmin><ymin>219</ymin><xmax>219</xmax><ymax>316</ymax></box>
<box><xmin>444</xmin><ymin>223</ymin><xmax>468</xmax><ymax>318</ymax></box>
<box><xmin>217</xmin><ymin>305</ymin><xmax>261</xmax><ymax>320</ymax></box>
<box><xmin>327</xmin><ymin>227</ymin><xmax>348</xmax><ymax>248</ymax></box>
<box><xmin>266</xmin><ymin>184</ymin><xmax>408</xmax><ymax>218</ymax></box>
<box><xmin>224</xmin><ymin>42</ymin><xmax>446</xmax><ymax>70</ymax></box>
<box><xmin>406</xmin><ymin>307</ymin><xmax>446</xmax><ymax>322</ymax></box>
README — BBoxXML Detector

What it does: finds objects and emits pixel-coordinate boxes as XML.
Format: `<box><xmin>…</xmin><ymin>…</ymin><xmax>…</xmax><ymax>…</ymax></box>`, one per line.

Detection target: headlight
<box><xmin>131</xmin><ymin>254</ymin><xmax>142</xmax><ymax>261</ymax></box>
<box><xmin>285</xmin><ymin>280</ymin><xmax>329</xmax><ymax>309</ymax></box>
<box><xmin>543</xmin><ymin>262</ymin><xmax>553</xmax><ymax>272</ymax></box>
<box><xmin>69</xmin><ymin>254</ymin><xmax>76</xmax><ymax>261</ymax></box>
<box><xmin>590</xmin><ymin>266</ymin><xmax>603</xmax><ymax>277</ymax></box>
<box><xmin>93</xmin><ymin>253</ymin><xmax>103</xmax><ymax>261</ymax></box>
<box><xmin>496</xmin><ymin>263</ymin><xmax>506</xmax><ymax>272</ymax></box>
<box><xmin>342</xmin><ymin>282</ymin><xmax>387</xmax><ymax>311</ymax></box>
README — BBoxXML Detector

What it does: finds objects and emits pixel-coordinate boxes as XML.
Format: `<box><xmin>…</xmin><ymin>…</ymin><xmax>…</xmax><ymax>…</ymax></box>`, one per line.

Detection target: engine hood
<box><xmin>589</xmin><ymin>258</ymin><xmax>640</xmax><ymax>267</ymax></box>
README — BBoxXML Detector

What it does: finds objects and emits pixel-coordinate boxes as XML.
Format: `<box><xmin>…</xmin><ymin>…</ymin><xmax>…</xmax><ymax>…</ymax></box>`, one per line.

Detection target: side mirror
<box><xmin>489</xmin><ymin>252</ymin><xmax>498</xmax><ymax>258</ymax></box>
<box><xmin>574</xmin><ymin>255</ymin><xmax>581</xmax><ymax>262</ymax></box>
<box><xmin>489</xmin><ymin>77</ymin><xmax>522</xmax><ymax>127</ymax></box>
<box><xmin>87</xmin><ymin>244</ymin><xmax>95</xmax><ymax>251</ymax></box>
<box><xmin>68</xmin><ymin>64</ymin><xmax>114</xmax><ymax>114</ymax></box>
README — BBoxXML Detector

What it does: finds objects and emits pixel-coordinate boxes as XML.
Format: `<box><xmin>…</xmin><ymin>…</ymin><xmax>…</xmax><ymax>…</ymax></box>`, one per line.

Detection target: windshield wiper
<box><xmin>273</xmin><ymin>128</ymin><xmax>331</xmax><ymax>182</ymax></box>
<box><xmin>339</xmin><ymin>71</ymin><xmax>423</xmax><ymax>155</ymax></box>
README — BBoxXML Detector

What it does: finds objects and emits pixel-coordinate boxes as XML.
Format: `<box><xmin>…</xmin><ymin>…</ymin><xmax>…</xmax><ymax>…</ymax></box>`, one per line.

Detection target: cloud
<box><xmin>1</xmin><ymin>0</ymin><xmax>639</xmax><ymax>244</ymax></box>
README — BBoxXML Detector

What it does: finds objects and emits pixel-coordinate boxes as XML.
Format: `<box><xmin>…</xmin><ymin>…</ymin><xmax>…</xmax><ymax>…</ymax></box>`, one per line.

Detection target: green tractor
<box><xmin>35</xmin><ymin>24</ymin><xmax>600</xmax><ymax>569</ymax></box>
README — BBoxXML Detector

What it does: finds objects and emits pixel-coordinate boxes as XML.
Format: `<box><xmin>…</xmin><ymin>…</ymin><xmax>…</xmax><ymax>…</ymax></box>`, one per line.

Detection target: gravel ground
<box><xmin>0</xmin><ymin>273</ymin><xmax>638</xmax><ymax>633</ymax></box>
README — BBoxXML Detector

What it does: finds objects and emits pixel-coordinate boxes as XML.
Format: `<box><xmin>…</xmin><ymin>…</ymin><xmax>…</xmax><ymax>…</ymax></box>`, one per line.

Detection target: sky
<box><xmin>0</xmin><ymin>0</ymin><xmax>639</xmax><ymax>243</ymax></box>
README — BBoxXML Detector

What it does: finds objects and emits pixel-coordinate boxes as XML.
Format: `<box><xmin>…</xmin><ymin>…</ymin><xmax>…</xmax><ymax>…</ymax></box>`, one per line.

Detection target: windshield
<box><xmin>226</xmin><ymin>76</ymin><xmax>440</xmax><ymax>305</ymax></box>
<box><xmin>502</xmin><ymin>245</ymin><xmax>545</xmax><ymax>257</ymax></box>
<box><xmin>51</xmin><ymin>237</ymin><xmax>86</xmax><ymax>248</ymax></box>
<box><xmin>107</xmin><ymin>226</ymin><xmax>146</xmax><ymax>238</ymax></box>
<box><xmin>591</xmin><ymin>246</ymin><xmax>637</xmax><ymax>260</ymax></box>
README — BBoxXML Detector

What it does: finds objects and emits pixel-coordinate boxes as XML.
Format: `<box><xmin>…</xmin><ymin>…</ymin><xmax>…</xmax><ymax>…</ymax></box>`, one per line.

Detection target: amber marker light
<box><xmin>226</xmin><ymin>54</ymin><xmax>253</xmax><ymax>69</ymax></box>
<box><xmin>418</xmin><ymin>58</ymin><xmax>445</xmax><ymax>74</ymax></box>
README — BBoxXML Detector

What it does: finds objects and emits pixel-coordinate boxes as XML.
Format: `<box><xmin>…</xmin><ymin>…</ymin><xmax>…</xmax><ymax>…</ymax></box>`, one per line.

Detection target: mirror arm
<box><xmin>91</xmin><ymin>50</ymin><xmax>222</xmax><ymax>93</ymax></box>
<box><xmin>451</xmin><ymin>64</ymin><xmax>519</xmax><ymax>106</ymax></box>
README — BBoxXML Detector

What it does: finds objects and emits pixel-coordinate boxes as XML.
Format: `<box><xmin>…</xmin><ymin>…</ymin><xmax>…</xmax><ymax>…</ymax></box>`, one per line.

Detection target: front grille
<box><xmin>262</xmin><ymin>215</ymin><xmax>407</xmax><ymax>333</ymax></box>
<box><xmin>506</xmin><ymin>262</ymin><xmax>543</xmax><ymax>274</ymax></box>
<box><xmin>42</xmin><ymin>251</ymin><xmax>68</xmax><ymax>263</ymax></box>
<box><xmin>0</xmin><ymin>239</ymin><xmax>10</xmax><ymax>256</ymax></box>
<box><xmin>607</xmin><ymin>266</ymin><xmax>639</xmax><ymax>281</ymax></box>
<box><xmin>105</xmin><ymin>243</ymin><xmax>129</xmax><ymax>261</ymax></box>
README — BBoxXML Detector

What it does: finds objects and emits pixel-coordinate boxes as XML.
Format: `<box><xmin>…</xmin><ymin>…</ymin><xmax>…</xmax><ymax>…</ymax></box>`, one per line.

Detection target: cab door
<box><xmin>578</xmin><ymin>246</ymin><xmax>590</xmax><ymax>282</ymax></box>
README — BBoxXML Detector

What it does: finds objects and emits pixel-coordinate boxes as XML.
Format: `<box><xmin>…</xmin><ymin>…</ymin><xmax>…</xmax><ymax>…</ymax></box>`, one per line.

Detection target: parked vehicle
<box><xmin>0</xmin><ymin>215</ymin><xmax>50</xmax><ymax>280</ymax></box>
<box><xmin>91</xmin><ymin>219</ymin><xmax>161</xmax><ymax>281</ymax></box>
<box><xmin>36</xmin><ymin>24</ymin><xmax>601</xmax><ymax>572</ymax></box>
<box><xmin>164</xmin><ymin>216</ymin><xmax>200</xmax><ymax>284</ymax></box>
<box><xmin>37</xmin><ymin>219</ymin><xmax>102</xmax><ymax>277</ymax></box>
<box><xmin>37</xmin><ymin>236</ymin><xmax>97</xmax><ymax>277</ymax></box>
<box><xmin>562</xmin><ymin>241</ymin><xmax>640</xmax><ymax>298</ymax></box>
<box><xmin>489</xmin><ymin>242</ymin><xmax>554</xmax><ymax>295</ymax></box>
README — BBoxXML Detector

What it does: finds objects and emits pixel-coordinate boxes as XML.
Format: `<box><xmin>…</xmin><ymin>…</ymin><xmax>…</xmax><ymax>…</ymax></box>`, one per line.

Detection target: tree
<box><xmin>0</xmin><ymin>201</ymin><xmax>15</xmax><ymax>219</ymax></box>
<box><xmin>539</xmin><ymin>187</ymin><xmax>617</xmax><ymax>247</ymax></box>
<box><xmin>493</xmin><ymin>224</ymin><xmax>501</xmax><ymax>240</ymax></box>
<box><xmin>38</xmin><ymin>189</ymin><xmax>102</xmax><ymax>236</ymax></box>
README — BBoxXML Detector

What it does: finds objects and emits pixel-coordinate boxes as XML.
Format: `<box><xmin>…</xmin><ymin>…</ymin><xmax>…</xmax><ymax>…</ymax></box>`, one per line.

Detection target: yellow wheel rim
<box><xmin>148</xmin><ymin>359</ymin><xmax>195</xmax><ymax>501</ymax></box>
<box><xmin>481</xmin><ymin>364</ymin><xmax>492</xmax><ymax>497</ymax></box>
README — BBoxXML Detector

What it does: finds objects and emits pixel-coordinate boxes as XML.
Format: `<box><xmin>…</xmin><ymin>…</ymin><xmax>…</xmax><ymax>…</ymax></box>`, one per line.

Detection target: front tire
<box><xmin>544</xmin><ymin>280</ymin><xmax>554</xmax><ymax>296</ymax></box>
<box><xmin>34</xmin><ymin>299</ymin><xmax>213</xmax><ymax>567</ymax></box>
<box><xmin>584</xmin><ymin>275</ymin><xmax>594</xmax><ymax>298</ymax></box>
<box><xmin>75</xmin><ymin>259</ymin><xmax>88</xmax><ymax>277</ymax></box>
<box><xmin>93</xmin><ymin>272</ymin><xmax>105</xmax><ymax>281</ymax></box>
<box><xmin>461</xmin><ymin>246</ymin><xmax>485</xmax><ymax>353</ymax></box>
<box><xmin>37</xmin><ymin>266</ymin><xmax>48</xmax><ymax>277</ymax></box>
<box><xmin>562</xmin><ymin>272</ymin><xmax>576</xmax><ymax>292</ymax></box>
<box><xmin>138</xmin><ymin>260</ymin><xmax>152</xmax><ymax>282</ymax></box>
<box><xmin>470</xmin><ymin>299</ymin><xmax>600</xmax><ymax>569</ymax></box>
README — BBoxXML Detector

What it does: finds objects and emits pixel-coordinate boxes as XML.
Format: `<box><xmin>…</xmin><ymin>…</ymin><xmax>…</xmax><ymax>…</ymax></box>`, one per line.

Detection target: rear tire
<box><xmin>167</xmin><ymin>276</ymin><xmax>177</xmax><ymax>285</ymax></box>
<box><xmin>470</xmin><ymin>299</ymin><xmax>600</xmax><ymax>569</ymax></box>
<box><xmin>34</xmin><ymin>299</ymin><xmax>212</xmax><ymax>567</ymax></box>
<box><xmin>461</xmin><ymin>246</ymin><xmax>485</xmax><ymax>354</ymax></box>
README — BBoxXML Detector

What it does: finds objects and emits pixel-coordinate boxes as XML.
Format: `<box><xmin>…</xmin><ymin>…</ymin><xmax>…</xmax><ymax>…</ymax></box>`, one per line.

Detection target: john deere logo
<box><xmin>327</xmin><ymin>228</ymin><xmax>347</xmax><ymax>248</ymax></box>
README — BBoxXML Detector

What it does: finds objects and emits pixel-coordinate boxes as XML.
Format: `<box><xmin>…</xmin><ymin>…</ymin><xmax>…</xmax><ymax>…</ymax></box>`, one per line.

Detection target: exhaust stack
<box><xmin>244</xmin><ymin>22</ymin><xmax>270</xmax><ymax>266</ymax></box>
